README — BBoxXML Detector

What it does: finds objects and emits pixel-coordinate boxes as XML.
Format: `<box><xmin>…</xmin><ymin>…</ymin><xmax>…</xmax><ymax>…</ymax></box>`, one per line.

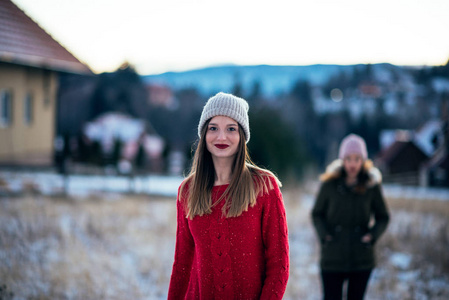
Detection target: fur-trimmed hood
<box><xmin>319</xmin><ymin>159</ymin><xmax>382</xmax><ymax>187</ymax></box>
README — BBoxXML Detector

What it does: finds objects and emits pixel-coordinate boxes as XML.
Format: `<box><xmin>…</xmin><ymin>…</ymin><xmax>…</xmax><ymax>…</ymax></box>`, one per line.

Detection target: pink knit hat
<box><xmin>338</xmin><ymin>134</ymin><xmax>368</xmax><ymax>160</ymax></box>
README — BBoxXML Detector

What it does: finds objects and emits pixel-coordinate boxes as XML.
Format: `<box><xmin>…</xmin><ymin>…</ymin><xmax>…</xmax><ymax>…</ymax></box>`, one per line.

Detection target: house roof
<box><xmin>376</xmin><ymin>141</ymin><xmax>409</xmax><ymax>164</ymax></box>
<box><xmin>376</xmin><ymin>140</ymin><xmax>428</xmax><ymax>165</ymax></box>
<box><xmin>0</xmin><ymin>0</ymin><xmax>91</xmax><ymax>74</ymax></box>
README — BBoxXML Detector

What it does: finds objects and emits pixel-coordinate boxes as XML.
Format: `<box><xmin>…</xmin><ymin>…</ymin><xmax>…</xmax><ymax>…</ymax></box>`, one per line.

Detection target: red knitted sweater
<box><xmin>168</xmin><ymin>176</ymin><xmax>289</xmax><ymax>300</ymax></box>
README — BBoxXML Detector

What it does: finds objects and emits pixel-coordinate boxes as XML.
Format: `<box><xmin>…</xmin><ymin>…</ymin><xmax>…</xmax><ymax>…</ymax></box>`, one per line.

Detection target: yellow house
<box><xmin>0</xmin><ymin>0</ymin><xmax>90</xmax><ymax>166</ymax></box>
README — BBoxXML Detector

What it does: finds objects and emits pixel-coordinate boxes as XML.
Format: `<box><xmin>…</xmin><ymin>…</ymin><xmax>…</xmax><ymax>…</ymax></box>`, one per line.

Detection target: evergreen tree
<box><xmin>90</xmin><ymin>62</ymin><xmax>148</xmax><ymax>119</ymax></box>
<box><xmin>232</xmin><ymin>79</ymin><xmax>244</xmax><ymax>98</ymax></box>
<box><xmin>248</xmin><ymin>80</ymin><xmax>262</xmax><ymax>105</ymax></box>
<box><xmin>248</xmin><ymin>106</ymin><xmax>309</xmax><ymax>180</ymax></box>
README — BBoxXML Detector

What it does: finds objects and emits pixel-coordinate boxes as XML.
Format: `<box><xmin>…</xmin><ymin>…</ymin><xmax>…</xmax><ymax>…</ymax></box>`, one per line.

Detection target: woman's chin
<box><xmin>347</xmin><ymin>171</ymin><xmax>359</xmax><ymax>178</ymax></box>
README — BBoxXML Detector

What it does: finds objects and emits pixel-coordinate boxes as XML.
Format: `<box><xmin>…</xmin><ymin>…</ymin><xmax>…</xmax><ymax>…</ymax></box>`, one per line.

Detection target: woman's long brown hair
<box><xmin>180</xmin><ymin>119</ymin><xmax>281</xmax><ymax>219</ymax></box>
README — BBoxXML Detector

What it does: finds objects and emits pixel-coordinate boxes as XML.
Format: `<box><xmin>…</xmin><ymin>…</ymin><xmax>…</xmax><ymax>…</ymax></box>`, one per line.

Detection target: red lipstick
<box><xmin>215</xmin><ymin>144</ymin><xmax>229</xmax><ymax>149</ymax></box>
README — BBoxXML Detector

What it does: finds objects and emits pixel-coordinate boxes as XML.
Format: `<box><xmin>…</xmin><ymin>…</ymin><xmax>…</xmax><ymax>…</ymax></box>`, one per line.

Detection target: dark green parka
<box><xmin>311</xmin><ymin>159</ymin><xmax>390</xmax><ymax>272</ymax></box>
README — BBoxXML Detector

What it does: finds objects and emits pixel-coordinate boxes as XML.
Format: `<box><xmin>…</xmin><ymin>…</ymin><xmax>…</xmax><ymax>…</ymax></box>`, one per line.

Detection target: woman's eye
<box><xmin>228</xmin><ymin>127</ymin><xmax>236</xmax><ymax>131</ymax></box>
<box><xmin>209</xmin><ymin>126</ymin><xmax>217</xmax><ymax>131</ymax></box>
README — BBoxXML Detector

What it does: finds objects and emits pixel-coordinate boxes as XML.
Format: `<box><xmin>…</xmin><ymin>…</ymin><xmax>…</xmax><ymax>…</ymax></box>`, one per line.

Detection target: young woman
<box><xmin>168</xmin><ymin>92</ymin><xmax>289</xmax><ymax>299</ymax></box>
<box><xmin>311</xmin><ymin>134</ymin><xmax>390</xmax><ymax>300</ymax></box>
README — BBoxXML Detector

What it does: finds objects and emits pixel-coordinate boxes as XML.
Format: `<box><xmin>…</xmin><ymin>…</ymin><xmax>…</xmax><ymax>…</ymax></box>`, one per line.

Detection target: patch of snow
<box><xmin>383</xmin><ymin>184</ymin><xmax>449</xmax><ymax>201</ymax></box>
<box><xmin>414</xmin><ymin>119</ymin><xmax>442</xmax><ymax>156</ymax></box>
<box><xmin>390</xmin><ymin>252</ymin><xmax>413</xmax><ymax>270</ymax></box>
<box><xmin>85</xmin><ymin>113</ymin><xmax>145</xmax><ymax>144</ymax></box>
<box><xmin>432</xmin><ymin>77</ymin><xmax>449</xmax><ymax>93</ymax></box>
<box><xmin>0</xmin><ymin>170</ymin><xmax>183</xmax><ymax>198</ymax></box>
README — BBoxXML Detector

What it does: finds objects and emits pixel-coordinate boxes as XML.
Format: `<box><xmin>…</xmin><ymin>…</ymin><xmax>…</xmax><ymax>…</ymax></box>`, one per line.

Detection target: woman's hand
<box><xmin>361</xmin><ymin>233</ymin><xmax>373</xmax><ymax>243</ymax></box>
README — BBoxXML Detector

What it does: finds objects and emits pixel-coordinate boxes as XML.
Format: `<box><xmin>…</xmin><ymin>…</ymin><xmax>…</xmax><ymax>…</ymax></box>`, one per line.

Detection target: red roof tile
<box><xmin>0</xmin><ymin>0</ymin><xmax>91</xmax><ymax>74</ymax></box>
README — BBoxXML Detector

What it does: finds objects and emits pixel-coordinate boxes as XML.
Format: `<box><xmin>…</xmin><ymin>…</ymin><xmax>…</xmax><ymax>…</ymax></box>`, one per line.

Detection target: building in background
<box><xmin>376</xmin><ymin>115</ymin><xmax>449</xmax><ymax>187</ymax></box>
<box><xmin>146</xmin><ymin>83</ymin><xmax>177</xmax><ymax>109</ymax></box>
<box><xmin>82</xmin><ymin>112</ymin><xmax>165</xmax><ymax>174</ymax></box>
<box><xmin>375</xmin><ymin>132</ymin><xmax>429</xmax><ymax>186</ymax></box>
<box><xmin>420</xmin><ymin>100</ymin><xmax>449</xmax><ymax>187</ymax></box>
<box><xmin>0</xmin><ymin>0</ymin><xmax>91</xmax><ymax>166</ymax></box>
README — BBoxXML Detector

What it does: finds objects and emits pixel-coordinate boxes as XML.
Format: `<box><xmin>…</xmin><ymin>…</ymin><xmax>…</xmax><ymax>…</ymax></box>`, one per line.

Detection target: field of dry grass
<box><xmin>0</xmin><ymin>185</ymin><xmax>448</xmax><ymax>299</ymax></box>
<box><xmin>0</xmin><ymin>193</ymin><xmax>176</xmax><ymax>299</ymax></box>
<box><xmin>372</xmin><ymin>196</ymin><xmax>449</xmax><ymax>299</ymax></box>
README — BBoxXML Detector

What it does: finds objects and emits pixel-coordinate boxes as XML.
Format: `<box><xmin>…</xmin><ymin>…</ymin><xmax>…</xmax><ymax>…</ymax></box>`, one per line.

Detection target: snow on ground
<box><xmin>0</xmin><ymin>170</ymin><xmax>183</xmax><ymax>198</ymax></box>
<box><xmin>0</xmin><ymin>171</ymin><xmax>449</xmax><ymax>299</ymax></box>
<box><xmin>382</xmin><ymin>184</ymin><xmax>449</xmax><ymax>201</ymax></box>
<box><xmin>1</xmin><ymin>170</ymin><xmax>448</xmax><ymax>201</ymax></box>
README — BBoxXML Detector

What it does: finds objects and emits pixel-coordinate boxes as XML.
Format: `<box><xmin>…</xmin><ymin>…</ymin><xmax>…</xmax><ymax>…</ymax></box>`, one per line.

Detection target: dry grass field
<box><xmin>0</xmin><ymin>185</ymin><xmax>448</xmax><ymax>299</ymax></box>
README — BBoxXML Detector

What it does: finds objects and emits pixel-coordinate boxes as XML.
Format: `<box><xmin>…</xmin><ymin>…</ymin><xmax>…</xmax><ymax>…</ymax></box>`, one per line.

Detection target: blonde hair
<box><xmin>180</xmin><ymin>120</ymin><xmax>281</xmax><ymax>219</ymax></box>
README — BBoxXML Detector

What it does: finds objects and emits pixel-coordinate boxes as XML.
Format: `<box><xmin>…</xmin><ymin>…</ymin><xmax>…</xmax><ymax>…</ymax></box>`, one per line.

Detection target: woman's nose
<box><xmin>217</xmin><ymin>129</ymin><xmax>226</xmax><ymax>140</ymax></box>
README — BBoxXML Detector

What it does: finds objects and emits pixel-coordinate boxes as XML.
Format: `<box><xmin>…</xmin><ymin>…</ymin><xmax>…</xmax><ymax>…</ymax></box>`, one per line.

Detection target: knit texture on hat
<box><xmin>338</xmin><ymin>134</ymin><xmax>368</xmax><ymax>160</ymax></box>
<box><xmin>198</xmin><ymin>92</ymin><xmax>250</xmax><ymax>143</ymax></box>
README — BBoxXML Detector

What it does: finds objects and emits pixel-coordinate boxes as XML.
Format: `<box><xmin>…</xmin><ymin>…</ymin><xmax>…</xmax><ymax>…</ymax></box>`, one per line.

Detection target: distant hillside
<box><xmin>142</xmin><ymin>64</ymin><xmax>371</xmax><ymax>96</ymax></box>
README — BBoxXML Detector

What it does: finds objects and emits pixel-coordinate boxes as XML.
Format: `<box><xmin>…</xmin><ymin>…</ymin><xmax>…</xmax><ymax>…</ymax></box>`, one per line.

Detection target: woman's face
<box><xmin>343</xmin><ymin>153</ymin><xmax>364</xmax><ymax>178</ymax></box>
<box><xmin>205</xmin><ymin>116</ymin><xmax>240</xmax><ymax>161</ymax></box>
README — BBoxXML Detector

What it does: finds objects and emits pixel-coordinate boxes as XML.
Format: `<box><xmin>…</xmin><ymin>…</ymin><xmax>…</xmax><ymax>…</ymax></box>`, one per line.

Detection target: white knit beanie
<box><xmin>338</xmin><ymin>134</ymin><xmax>368</xmax><ymax>160</ymax></box>
<box><xmin>198</xmin><ymin>92</ymin><xmax>250</xmax><ymax>143</ymax></box>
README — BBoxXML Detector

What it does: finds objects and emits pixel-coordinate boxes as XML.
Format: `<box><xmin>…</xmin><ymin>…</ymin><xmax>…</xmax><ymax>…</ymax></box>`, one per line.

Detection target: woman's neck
<box><xmin>345</xmin><ymin>176</ymin><xmax>357</xmax><ymax>186</ymax></box>
<box><xmin>212</xmin><ymin>157</ymin><xmax>233</xmax><ymax>185</ymax></box>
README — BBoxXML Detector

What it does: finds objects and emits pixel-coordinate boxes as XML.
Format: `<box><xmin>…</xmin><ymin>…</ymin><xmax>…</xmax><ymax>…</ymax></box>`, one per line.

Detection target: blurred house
<box><xmin>55</xmin><ymin>63</ymin><xmax>167</xmax><ymax>174</ymax></box>
<box><xmin>414</xmin><ymin>120</ymin><xmax>443</xmax><ymax>157</ymax></box>
<box><xmin>419</xmin><ymin>103</ymin><xmax>449</xmax><ymax>187</ymax></box>
<box><xmin>0</xmin><ymin>0</ymin><xmax>91</xmax><ymax>166</ymax></box>
<box><xmin>359</xmin><ymin>83</ymin><xmax>382</xmax><ymax>98</ymax></box>
<box><xmin>56</xmin><ymin>63</ymin><xmax>148</xmax><ymax>166</ymax></box>
<box><xmin>82</xmin><ymin>112</ymin><xmax>165</xmax><ymax>174</ymax></box>
<box><xmin>421</xmin><ymin>142</ymin><xmax>449</xmax><ymax>187</ymax></box>
<box><xmin>376</xmin><ymin>118</ymin><xmax>449</xmax><ymax>187</ymax></box>
<box><xmin>146</xmin><ymin>83</ymin><xmax>177</xmax><ymax>109</ymax></box>
<box><xmin>375</xmin><ymin>130</ymin><xmax>429</xmax><ymax>185</ymax></box>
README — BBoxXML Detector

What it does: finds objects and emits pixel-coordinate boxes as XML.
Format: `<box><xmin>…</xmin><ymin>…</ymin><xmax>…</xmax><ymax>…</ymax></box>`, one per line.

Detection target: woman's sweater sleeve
<box><xmin>260</xmin><ymin>178</ymin><xmax>290</xmax><ymax>300</ymax></box>
<box><xmin>167</xmin><ymin>188</ymin><xmax>195</xmax><ymax>300</ymax></box>
<box><xmin>311</xmin><ymin>182</ymin><xmax>330</xmax><ymax>243</ymax></box>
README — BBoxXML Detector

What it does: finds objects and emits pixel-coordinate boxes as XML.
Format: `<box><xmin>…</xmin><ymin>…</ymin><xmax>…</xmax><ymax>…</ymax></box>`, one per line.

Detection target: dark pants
<box><xmin>320</xmin><ymin>269</ymin><xmax>372</xmax><ymax>300</ymax></box>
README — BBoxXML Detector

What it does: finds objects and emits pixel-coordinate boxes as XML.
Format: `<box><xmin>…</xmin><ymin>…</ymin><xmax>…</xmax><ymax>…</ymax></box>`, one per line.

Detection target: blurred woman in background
<box><xmin>312</xmin><ymin>134</ymin><xmax>390</xmax><ymax>300</ymax></box>
<box><xmin>168</xmin><ymin>92</ymin><xmax>289</xmax><ymax>299</ymax></box>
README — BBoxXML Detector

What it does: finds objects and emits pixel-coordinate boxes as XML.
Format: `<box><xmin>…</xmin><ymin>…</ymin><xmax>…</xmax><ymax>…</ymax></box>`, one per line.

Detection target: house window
<box><xmin>24</xmin><ymin>92</ymin><xmax>33</xmax><ymax>125</ymax></box>
<box><xmin>0</xmin><ymin>90</ymin><xmax>12</xmax><ymax>127</ymax></box>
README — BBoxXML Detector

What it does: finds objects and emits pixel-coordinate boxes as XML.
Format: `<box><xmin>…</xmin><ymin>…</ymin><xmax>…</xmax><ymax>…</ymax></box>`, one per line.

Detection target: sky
<box><xmin>11</xmin><ymin>0</ymin><xmax>449</xmax><ymax>75</ymax></box>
